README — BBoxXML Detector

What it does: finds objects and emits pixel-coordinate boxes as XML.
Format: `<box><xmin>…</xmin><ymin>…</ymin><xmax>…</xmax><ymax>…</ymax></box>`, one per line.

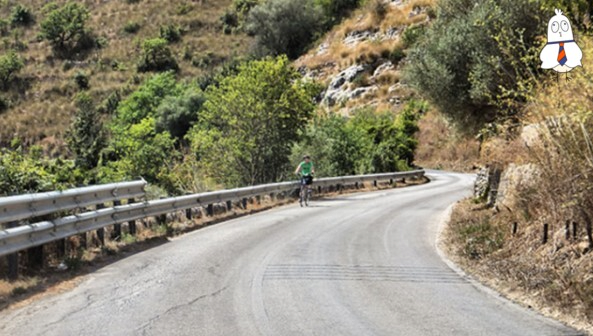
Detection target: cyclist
<box><xmin>295</xmin><ymin>155</ymin><xmax>315</xmax><ymax>206</ymax></box>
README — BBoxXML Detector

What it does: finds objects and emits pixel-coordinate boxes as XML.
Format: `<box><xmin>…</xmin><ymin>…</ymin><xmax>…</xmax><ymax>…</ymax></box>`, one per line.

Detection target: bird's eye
<box><xmin>561</xmin><ymin>21</ymin><xmax>569</xmax><ymax>32</ymax></box>
<box><xmin>551</xmin><ymin>21</ymin><xmax>559</xmax><ymax>33</ymax></box>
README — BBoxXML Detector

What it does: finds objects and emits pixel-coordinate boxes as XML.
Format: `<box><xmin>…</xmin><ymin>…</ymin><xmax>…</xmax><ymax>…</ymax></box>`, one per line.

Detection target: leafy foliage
<box><xmin>159</xmin><ymin>24</ymin><xmax>182</xmax><ymax>43</ymax></box>
<box><xmin>0</xmin><ymin>145</ymin><xmax>82</xmax><ymax>196</ymax></box>
<box><xmin>188</xmin><ymin>56</ymin><xmax>319</xmax><ymax>186</ymax></box>
<box><xmin>315</xmin><ymin>0</ymin><xmax>360</xmax><ymax>25</ymax></box>
<box><xmin>246</xmin><ymin>0</ymin><xmax>324</xmax><ymax>59</ymax></box>
<box><xmin>540</xmin><ymin>0</ymin><xmax>593</xmax><ymax>31</ymax></box>
<box><xmin>0</xmin><ymin>50</ymin><xmax>24</xmax><ymax>90</ymax></box>
<box><xmin>40</xmin><ymin>2</ymin><xmax>93</xmax><ymax>56</ymax></box>
<box><xmin>101</xmin><ymin>117</ymin><xmax>177</xmax><ymax>184</ymax></box>
<box><xmin>10</xmin><ymin>4</ymin><xmax>34</xmax><ymax>26</ymax></box>
<box><xmin>403</xmin><ymin>0</ymin><xmax>543</xmax><ymax>127</ymax></box>
<box><xmin>66</xmin><ymin>93</ymin><xmax>106</xmax><ymax>170</ymax></box>
<box><xmin>137</xmin><ymin>38</ymin><xmax>179</xmax><ymax>72</ymax></box>
<box><xmin>293</xmin><ymin>101</ymin><xmax>423</xmax><ymax>177</ymax></box>
<box><xmin>156</xmin><ymin>87</ymin><xmax>205</xmax><ymax>140</ymax></box>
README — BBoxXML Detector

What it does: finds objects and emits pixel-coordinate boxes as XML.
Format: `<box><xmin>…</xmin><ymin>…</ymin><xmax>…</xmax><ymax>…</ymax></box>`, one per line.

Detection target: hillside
<box><xmin>0</xmin><ymin>0</ymin><xmax>252</xmax><ymax>153</ymax></box>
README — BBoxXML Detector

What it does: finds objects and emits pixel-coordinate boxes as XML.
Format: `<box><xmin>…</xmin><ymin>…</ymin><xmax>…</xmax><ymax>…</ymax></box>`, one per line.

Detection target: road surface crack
<box><xmin>137</xmin><ymin>286</ymin><xmax>228</xmax><ymax>335</ymax></box>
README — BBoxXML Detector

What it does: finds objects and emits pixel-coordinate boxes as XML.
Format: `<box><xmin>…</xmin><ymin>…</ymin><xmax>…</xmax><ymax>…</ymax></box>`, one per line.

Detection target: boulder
<box><xmin>373</xmin><ymin>61</ymin><xmax>394</xmax><ymax>78</ymax></box>
<box><xmin>495</xmin><ymin>164</ymin><xmax>541</xmax><ymax>210</ymax></box>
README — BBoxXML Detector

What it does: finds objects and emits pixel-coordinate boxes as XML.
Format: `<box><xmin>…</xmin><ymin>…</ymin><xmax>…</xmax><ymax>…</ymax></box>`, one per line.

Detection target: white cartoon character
<box><xmin>540</xmin><ymin>9</ymin><xmax>583</xmax><ymax>80</ymax></box>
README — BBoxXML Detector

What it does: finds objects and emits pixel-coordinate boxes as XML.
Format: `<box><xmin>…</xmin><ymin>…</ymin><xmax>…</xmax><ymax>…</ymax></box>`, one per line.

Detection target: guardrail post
<box><xmin>565</xmin><ymin>220</ymin><xmax>570</xmax><ymax>240</ymax></box>
<box><xmin>542</xmin><ymin>223</ymin><xmax>549</xmax><ymax>245</ymax></box>
<box><xmin>112</xmin><ymin>200</ymin><xmax>122</xmax><ymax>241</ymax></box>
<box><xmin>127</xmin><ymin>198</ymin><xmax>137</xmax><ymax>236</ymax></box>
<box><xmin>7</xmin><ymin>221</ymin><xmax>19</xmax><ymax>280</ymax></box>
<box><xmin>373</xmin><ymin>180</ymin><xmax>377</xmax><ymax>187</ymax></box>
<box><xmin>256</xmin><ymin>195</ymin><xmax>261</xmax><ymax>205</ymax></box>
<box><xmin>226</xmin><ymin>200</ymin><xmax>232</xmax><ymax>211</ymax></box>
<box><xmin>242</xmin><ymin>198</ymin><xmax>248</xmax><ymax>209</ymax></box>
<box><xmin>389</xmin><ymin>179</ymin><xmax>393</xmax><ymax>185</ymax></box>
<box><xmin>207</xmin><ymin>204</ymin><xmax>214</xmax><ymax>217</ymax></box>
<box><xmin>318</xmin><ymin>186</ymin><xmax>322</xmax><ymax>194</ymax></box>
<box><xmin>96</xmin><ymin>204</ymin><xmax>105</xmax><ymax>246</ymax></box>
<box><xmin>402</xmin><ymin>178</ymin><xmax>406</xmax><ymax>184</ymax></box>
<box><xmin>512</xmin><ymin>222</ymin><xmax>518</xmax><ymax>235</ymax></box>
<box><xmin>185</xmin><ymin>208</ymin><xmax>192</xmax><ymax>220</ymax></box>
<box><xmin>572</xmin><ymin>221</ymin><xmax>578</xmax><ymax>240</ymax></box>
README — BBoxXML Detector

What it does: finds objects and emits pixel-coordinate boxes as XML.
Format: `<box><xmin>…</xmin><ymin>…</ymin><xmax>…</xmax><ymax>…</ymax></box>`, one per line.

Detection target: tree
<box><xmin>403</xmin><ymin>0</ymin><xmax>542</xmax><ymax>127</ymax></box>
<box><xmin>188</xmin><ymin>56</ymin><xmax>319</xmax><ymax>186</ymax></box>
<box><xmin>0</xmin><ymin>50</ymin><xmax>24</xmax><ymax>90</ymax></box>
<box><xmin>10</xmin><ymin>4</ymin><xmax>34</xmax><ymax>26</ymax></box>
<box><xmin>66</xmin><ymin>93</ymin><xmax>106</xmax><ymax>170</ymax></box>
<box><xmin>40</xmin><ymin>2</ymin><xmax>92</xmax><ymax>55</ymax></box>
<box><xmin>137</xmin><ymin>38</ymin><xmax>179</xmax><ymax>72</ymax></box>
<box><xmin>246</xmin><ymin>0</ymin><xmax>324</xmax><ymax>59</ymax></box>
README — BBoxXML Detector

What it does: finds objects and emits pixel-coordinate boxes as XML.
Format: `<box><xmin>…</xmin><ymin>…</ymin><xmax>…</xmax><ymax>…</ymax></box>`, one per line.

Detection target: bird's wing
<box><xmin>540</xmin><ymin>45</ymin><xmax>559</xmax><ymax>69</ymax></box>
<box><xmin>564</xmin><ymin>42</ymin><xmax>583</xmax><ymax>68</ymax></box>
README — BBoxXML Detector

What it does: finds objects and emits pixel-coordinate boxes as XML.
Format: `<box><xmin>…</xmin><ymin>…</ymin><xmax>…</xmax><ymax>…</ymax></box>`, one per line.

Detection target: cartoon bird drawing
<box><xmin>540</xmin><ymin>9</ymin><xmax>583</xmax><ymax>81</ymax></box>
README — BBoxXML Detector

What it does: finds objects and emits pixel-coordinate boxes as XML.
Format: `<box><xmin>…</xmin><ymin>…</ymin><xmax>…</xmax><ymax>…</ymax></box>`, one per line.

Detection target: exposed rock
<box><xmin>388</xmin><ymin>96</ymin><xmax>402</xmax><ymax>105</ymax></box>
<box><xmin>521</xmin><ymin>124</ymin><xmax>541</xmax><ymax>148</ymax></box>
<box><xmin>409</xmin><ymin>6</ymin><xmax>425</xmax><ymax>18</ymax></box>
<box><xmin>317</xmin><ymin>42</ymin><xmax>329</xmax><ymax>55</ymax></box>
<box><xmin>373</xmin><ymin>61</ymin><xmax>394</xmax><ymax>78</ymax></box>
<box><xmin>349</xmin><ymin>86</ymin><xmax>378</xmax><ymax>99</ymax></box>
<box><xmin>343</xmin><ymin>29</ymin><xmax>378</xmax><ymax>45</ymax></box>
<box><xmin>474</xmin><ymin>165</ymin><xmax>502</xmax><ymax>206</ymax></box>
<box><xmin>384</xmin><ymin>26</ymin><xmax>402</xmax><ymax>40</ymax></box>
<box><xmin>495</xmin><ymin>164</ymin><xmax>541</xmax><ymax>210</ymax></box>
<box><xmin>327</xmin><ymin>65</ymin><xmax>365</xmax><ymax>90</ymax></box>
<box><xmin>389</xmin><ymin>0</ymin><xmax>405</xmax><ymax>7</ymax></box>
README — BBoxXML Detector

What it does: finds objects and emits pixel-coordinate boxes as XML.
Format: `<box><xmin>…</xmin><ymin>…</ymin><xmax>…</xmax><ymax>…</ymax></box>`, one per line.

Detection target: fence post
<box><xmin>112</xmin><ymin>200</ymin><xmax>122</xmax><ymax>241</ymax></box>
<box><xmin>586</xmin><ymin>219</ymin><xmax>593</xmax><ymax>249</ymax></box>
<box><xmin>512</xmin><ymin>222</ymin><xmax>518</xmax><ymax>235</ymax></box>
<box><xmin>573</xmin><ymin>222</ymin><xmax>578</xmax><ymax>240</ymax></box>
<box><xmin>542</xmin><ymin>223</ymin><xmax>549</xmax><ymax>245</ymax></box>
<box><xmin>373</xmin><ymin>180</ymin><xmax>377</xmax><ymax>187</ymax></box>
<box><xmin>565</xmin><ymin>220</ymin><xmax>570</xmax><ymax>240</ymax></box>
<box><xmin>242</xmin><ymin>198</ymin><xmax>248</xmax><ymax>209</ymax></box>
<box><xmin>226</xmin><ymin>200</ymin><xmax>232</xmax><ymax>211</ymax></box>
<box><xmin>256</xmin><ymin>195</ymin><xmax>261</xmax><ymax>205</ymax></box>
<box><xmin>96</xmin><ymin>204</ymin><xmax>105</xmax><ymax>246</ymax></box>
<box><xmin>7</xmin><ymin>221</ymin><xmax>19</xmax><ymax>280</ymax></box>
<box><xmin>207</xmin><ymin>204</ymin><xmax>214</xmax><ymax>217</ymax></box>
<box><xmin>185</xmin><ymin>208</ymin><xmax>192</xmax><ymax>220</ymax></box>
<box><xmin>127</xmin><ymin>198</ymin><xmax>137</xmax><ymax>236</ymax></box>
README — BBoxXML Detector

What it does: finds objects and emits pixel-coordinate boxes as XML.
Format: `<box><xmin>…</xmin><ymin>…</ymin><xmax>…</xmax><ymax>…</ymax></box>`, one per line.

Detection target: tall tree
<box><xmin>189</xmin><ymin>56</ymin><xmax>319</xmax><ymax>187</ymax></box>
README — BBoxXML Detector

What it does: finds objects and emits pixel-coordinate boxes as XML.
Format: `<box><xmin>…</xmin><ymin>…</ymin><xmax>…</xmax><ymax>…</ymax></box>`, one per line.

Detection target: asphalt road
<box><xmin>0</xmin><ymin>171</ymin><xmax>582</xmax><ymax>336</ymax></box>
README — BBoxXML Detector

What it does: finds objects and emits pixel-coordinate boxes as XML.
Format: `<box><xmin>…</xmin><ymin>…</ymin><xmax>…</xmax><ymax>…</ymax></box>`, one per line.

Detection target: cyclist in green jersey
<box><xmin>295</xmin><ymin>155</ymin><xmax>315</xmax><ymax>206</ymax></box>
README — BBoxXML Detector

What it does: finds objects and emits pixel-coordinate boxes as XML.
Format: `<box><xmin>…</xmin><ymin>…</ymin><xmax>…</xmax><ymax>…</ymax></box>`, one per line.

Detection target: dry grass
<box><xmin>443</xmin><ymin>199</ymin><xmax>593</xmax><ymax>335</ymax></box>
<box><xmin>415</xmin><ymin>110</ymin><xmax>480</xmax><ymax>172</ymax></box>
<box><xmin>0</xmin><ymin>0</ymin><xmax>252</xmax><ymax>149</ymax></box>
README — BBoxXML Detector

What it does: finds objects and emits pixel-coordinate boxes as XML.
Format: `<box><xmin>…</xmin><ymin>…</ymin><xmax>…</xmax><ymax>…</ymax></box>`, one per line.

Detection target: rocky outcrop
<box><xmin>495</xmin><ymin>164</ymin><xmax>540</xmax><ymax>210</ymax></box>
<box><xmin>372</xmin><ymin>61</ymin><xmax>394</xmax><ymax>78</ymax></box>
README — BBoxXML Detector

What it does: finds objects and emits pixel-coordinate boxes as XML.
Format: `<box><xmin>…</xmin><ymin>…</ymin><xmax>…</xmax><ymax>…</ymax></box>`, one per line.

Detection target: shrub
<box><xmin>73</xmin><ymin>71</ymin><xmax>90</xmax><ymax>90</ymax></box>
<box><xmin>123</xmin><ymin>21</ymin><xmax>141</xmax><ymax>34</ymax></box>
<box><xmin>401</xmin><ymin>24</ymin><xmax>426</xmax><ymax>48</ymax></box>
<box><xmin>159</xmin><ymin>24</ymin><xmax>182</xmax><ymax>43</ymax></box>
<box><xmin>137</xmin><ymin>38</ymin><xmax>179</xmax><ymax>72</ymax></box>
<box><xmin>389</xmin><ymin>45</ymin><xmax>405</xmax><ymax>64</ymax></box>
<box><xmin>403</xmin><ymin>0</ymin><xmax>543</xmax><ymax>127</ymax></box>
<box><xmin>66</xmin><ymin>93</ymin><xmax>106</xmax><ymax>170</ymax></box>
<box><xmin>246</xmin><ymin>0</ymin><xmax>324</xmax><ymax>59</ymax></box>
<box><xmin>10</xmin><ymin>4</ymin><xmax>34</xmax><ymax>26</ymax></box>
<box><xmin>155</xmin><ymin>87</ymin><xmax>205</xmax><ymax>140</ymax></box>
<box><xmin>40</xmin><ymin>2</ymin><xmax>93</xmax><ymax>56</ymax></box>
<box><xmin>0</xmin><ymin>50</ymin><xmax>24</xmax><ymax>90</ymax></box>
<box><xmin>0</xmin><ymin>19</ymin><xmax>9</xmax><ymax>36</ymax></box>
<box><xmin>220</xmin><ymin>10</ymin><xmax>239</xmax><ymax>34</ymax></box>
<box><xmin>0</xmin><ymin>95</ymin><xmax>9</xmax><ymax>112</ymax></box>
<box><xmin>315</xmin><ymin>0</ymin><xmax>360</xmax><ymax>25</ymax></box>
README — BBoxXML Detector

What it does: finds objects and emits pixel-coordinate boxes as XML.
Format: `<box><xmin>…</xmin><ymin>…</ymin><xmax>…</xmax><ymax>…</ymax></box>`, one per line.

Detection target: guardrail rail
<box><xmin>0</xmin><ymin>170</ymin><xmax>424</xmax><ymax>278</ymax></box>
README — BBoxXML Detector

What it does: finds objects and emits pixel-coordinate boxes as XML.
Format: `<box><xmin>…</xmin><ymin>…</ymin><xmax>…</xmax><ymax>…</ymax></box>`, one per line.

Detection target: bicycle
<box><xmin>299</xmin><ymin>174</ymin><xmax>313</xmax><ymax>207</ymax></box>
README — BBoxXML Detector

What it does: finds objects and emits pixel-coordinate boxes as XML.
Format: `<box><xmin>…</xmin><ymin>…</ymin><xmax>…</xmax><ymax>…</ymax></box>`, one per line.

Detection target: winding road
<box><xmin>0</xmin><ymin>171</ymin><xmax>582</xmax><ymax>336</ymax></box>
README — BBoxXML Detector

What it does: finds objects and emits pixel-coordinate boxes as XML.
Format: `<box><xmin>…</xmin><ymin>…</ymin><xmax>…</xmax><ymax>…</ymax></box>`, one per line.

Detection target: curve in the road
<box><xmin>0</xmin><ymin>172</ymin><xmax>583</xmax><ymax>336</ymax></box>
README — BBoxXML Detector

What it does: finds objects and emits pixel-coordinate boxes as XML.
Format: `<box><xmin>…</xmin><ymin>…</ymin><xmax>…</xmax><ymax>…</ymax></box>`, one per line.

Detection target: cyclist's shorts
<box><xmin>301</xmin><ymin>175</ymin><xmax>313</xmax><ymax>185</ymax></box>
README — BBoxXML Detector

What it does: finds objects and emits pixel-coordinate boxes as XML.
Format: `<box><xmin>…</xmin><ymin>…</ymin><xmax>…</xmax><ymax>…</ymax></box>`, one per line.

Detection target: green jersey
<box><xmin>299</xmin><ymin>161</ymin><xmax>314</xmax><ymax>176</ymax></box>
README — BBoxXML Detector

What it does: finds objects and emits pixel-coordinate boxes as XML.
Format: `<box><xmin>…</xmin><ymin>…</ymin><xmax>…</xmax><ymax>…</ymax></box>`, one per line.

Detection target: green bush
<box><xmin>40</xmin><ymin>2</ymin><xmax>93</xmax><ymax>56</ymax></box>
<box><xmin>0</xmin><ymin>50</ymin><xmax>24</xmax><ymax>90</ymax></box>
<box><xmin>123</xmin><ymin>21</ymin><xmax>141</xmax><ymax>34</ymax></box>
<box><xmin>159</xmin><ymin>24</ymin><xmax>182</xmax><ymax>43</ymax></box>
<box><xmin>188</xmin><ymin>56</ymin><xmax>319</xmax><ymax>186</ymax></box>
<box><xmin>155</xmin><ymin>87</ymin><xmax>205</xmax><ymax>140</ymax></box>
<box><xmin>101</xmin><ymin>117</ymin><xmax>178</xmax><ymax>184</ymax></box>
<box><xmin>315</xmin><ymin>0</ymin><xmax>360</xmax><ymax>25</ymax></box>
<box><xmin>66</xmin><ymin>93</ymin><xmax>106</xmax><ymax>170</ymax></box>
<box><xmin>403</xmin><ymin>0</ymin><xmax>542</xmax><ymax>127</ymax></box>
<box><xmin>10</xmin><ymin>4</ymin><xmax>34</xmax><ymax>26</ymax></box>
<box><xmin>115</xmin><ymin>71</ymin><xmax>182</xmax><ymax>126</ymax></box>
<box><xmin>73</xmin><ymin>71</ymin><xmax>90</xmax><ymax>90</ymax></box>
<box><xmin>220</xmin><ymin>10</ymin><xmax>239</xmax><ymax>34</ymax></box>
<box><xmin>401</xmin><ymin>24</ymin><xmax>425</xmax><ymax>48</ymax></box>
<box><xmin>137</xmin><ymin>38</ymin><xmax>179</xmax><ymax>72</ymax></box>
<box><xmin>246</xmin><ymin>0</ymin><xmax>324</xmax><ymax>59</ymax></box>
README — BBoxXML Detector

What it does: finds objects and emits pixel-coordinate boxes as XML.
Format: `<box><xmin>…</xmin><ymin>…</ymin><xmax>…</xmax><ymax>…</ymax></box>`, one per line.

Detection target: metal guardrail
<box><xmin>0</xmin><ymin>180</ymin><xmax>147</xmax><ymax>225</ymax></box>
<box><xmin>0</xmin><ymin>171</ymin><xmax>423</xmax><ymax>257</ymax></box>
